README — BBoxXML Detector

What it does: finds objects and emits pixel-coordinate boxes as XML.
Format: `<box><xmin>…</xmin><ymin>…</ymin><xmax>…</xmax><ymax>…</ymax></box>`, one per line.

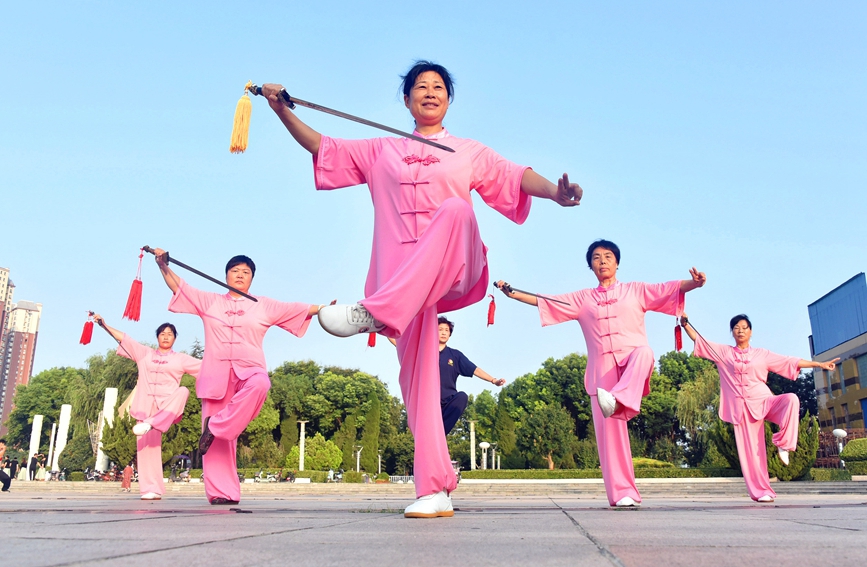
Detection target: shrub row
<box><xmin>461</xmin><ymin>468</ymin><xmax>740</xmax><ymax>480</ymax></box>
<box><xmin>846</xmin><ymin>461</ymin><xmax>867</xmax><ymax>475</ymax></box>
<box><xmin>840</xmin><ymin>438</ymin><xmax>867</xmax><ymax>462</ymax></box>
<box><xmin>809</xmin><ymin>468</ymin><xmax>852</xmax><ymax>481</ymax></box>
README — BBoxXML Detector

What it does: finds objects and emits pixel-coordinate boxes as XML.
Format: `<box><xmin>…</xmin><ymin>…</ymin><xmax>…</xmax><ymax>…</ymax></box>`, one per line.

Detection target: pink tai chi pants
<box><xmin>593</xmin><ymin>346</ymin><xmax>655</xmax><ymax>506</ymax></box>
<box><xmin>732</xmin><ymin>392</ymin><xmax>799</xmax><ymax>501</ymax></box>
<box><xmin>361</xmin><ymin>198</ymin><xmax>486</xmax><ymax>499</ymax></box>
<box><xmin>136</xmin><ymin>386</ymin><xmax>190</xmax><ymax>496</ymax></box>
<box><xmin>201</xmin><ymin>370</ymin><xmax>271</xmax><ymax>503</ymax></box>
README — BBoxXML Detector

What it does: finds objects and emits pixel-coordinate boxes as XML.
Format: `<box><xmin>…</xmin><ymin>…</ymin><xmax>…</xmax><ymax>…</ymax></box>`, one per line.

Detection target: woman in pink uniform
<box><xmin>496</xmin><ymin>239</ymin><xmax>707</xmax><ymax>507</ymax></box>
<box><xmin>92</xmin><ymin>314</ymin><xmax>201</xmax><ymax>501</ymax></box>
<box><xmin>261</xmin><ymin>61</ymin><xmax>583</xmax><ymax>518</ymax></box>
<box><xmin>152</xmin><ymin>250</ymin><xmax>327</xmax><ymax>505</ymax></box>
<box><xmin>681</xmin><ymin>313</ymin><xmax>838</xmax><ymax>502</ymax></box>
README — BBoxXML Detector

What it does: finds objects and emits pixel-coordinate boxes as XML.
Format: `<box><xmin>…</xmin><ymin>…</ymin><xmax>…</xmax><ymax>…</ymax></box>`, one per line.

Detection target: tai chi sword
<box><xmin>142</xmin><ymin>246</ymin><xmax>258</xmax><ymax>302</ymax></box>
<box><xmin>497</xmin><ymin>282</ymin><xmax>571</xmax><ymax>306</ymax></box>
<box><xmin>247</xmin><ymin>84</ymin><xmax>455</xmax><ymax>153</ymax></box>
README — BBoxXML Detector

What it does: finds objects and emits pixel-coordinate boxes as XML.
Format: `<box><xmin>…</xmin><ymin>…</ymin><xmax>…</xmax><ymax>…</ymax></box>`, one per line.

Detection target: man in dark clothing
<box><xmin>436</xmin><ymin>317</ymin><xmax>505</xmax><ymax>434</ymax></box>
<box><xmin>0</xmin><ymin>439</ymin><xmax>11</xmax><ymax>492</ymax></box>
<box><xmin>9</xmin><ymin>458</ymin><xmax>19</xmax><ymax>480</ymax></box>
<box><xmin>389</xmin><ymin>316</ymin><xmax>506</xmax><ymax>434</ymax></box>
<box><xmin>29</xmin><ymin>454</ymin><xmax>38</xmax><ymax>481</ymax></box>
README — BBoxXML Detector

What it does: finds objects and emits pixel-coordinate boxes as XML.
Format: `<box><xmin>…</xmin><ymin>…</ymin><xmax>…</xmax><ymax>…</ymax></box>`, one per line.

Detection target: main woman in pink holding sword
<box><xmin>261</xmin><ymin>60</ymin><xmax>584</xmax><ymax>518</ymax></box>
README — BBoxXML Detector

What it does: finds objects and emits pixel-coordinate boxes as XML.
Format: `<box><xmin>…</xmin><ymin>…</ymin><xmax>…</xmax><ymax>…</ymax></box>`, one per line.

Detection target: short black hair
<box><xmin>586</xmin><ymin>239</ymin><xmax>621</xmax><ymax>268</ymax></box>
<box><xmin>155</xmin><ymin>323</ymin><xmax>178</xmax><ymax>339</ymax></box>
<box><xmin>226</xmin><ymin>255</ymin><xmax>256</xmax><ymax>277</ymax></box>
<box><xmin>401</xmin><ymin>60</ymin><xmax>455</xmax><ymax>102</ymax></box>
<box><xmin>730</xmin><ymin>314</ymin><xmax>752</xmax><ymax>331</ymax></box>
<box><xmin>0</xmin><ymin>438</ymin><xmax>6</xmax><ymax>445</ymax></box>
<box><xmin>438</xmin><ymin>316</ymin><xmax>454</xmax><ymax>335</ymax></box>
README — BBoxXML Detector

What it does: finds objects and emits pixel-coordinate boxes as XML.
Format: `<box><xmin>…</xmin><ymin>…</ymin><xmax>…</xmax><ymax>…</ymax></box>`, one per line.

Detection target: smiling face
<box><xmin>404</xmin><ymin>71</ymin><xmax>449</xmax><ymax>129</ymax></box>
<box><xmin>590</xmin><ymin>247</ymin><xmax>619</xmax><ymax>283</ymax></box>
<box><xmin>226</xmin><ymin>263</ymin><xmax>253</xmax><ymax>295</ymax></box>
<box><xmin>731</xmin><ymin>319</ymin><xmax>752</xmax><ymax>347</ymax></box>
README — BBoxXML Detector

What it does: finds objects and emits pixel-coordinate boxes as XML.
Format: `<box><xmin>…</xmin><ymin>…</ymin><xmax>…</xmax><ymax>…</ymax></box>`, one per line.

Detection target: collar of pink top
<box><xmin>595</xmin><ymin>280</ymin><xmax>620</xmax><ymax>292</ymax></box>
<box><xmin>412</xmin><ymin>128</ymin><xmax>449</xmax><ymax>140</ymax></box>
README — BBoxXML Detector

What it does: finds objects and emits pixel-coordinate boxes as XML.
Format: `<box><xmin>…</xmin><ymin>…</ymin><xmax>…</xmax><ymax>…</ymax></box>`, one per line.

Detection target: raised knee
<box><xmin>249</xmin><ymin>373</ymin><xmax>271</xmax><ymax>392</ymax></box>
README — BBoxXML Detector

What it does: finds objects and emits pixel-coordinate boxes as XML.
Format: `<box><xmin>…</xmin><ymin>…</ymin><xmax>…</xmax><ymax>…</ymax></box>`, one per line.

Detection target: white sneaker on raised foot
<box><xmin>141</xmin><ymin>492</ymin><xmax>162</xmax><ymax>501</ymax></box>
<box><xmin>132</xmin><ymin>422</ymin><xmax>152</xmax><ymax>436</ymax></box>
<box><xmin>615</xmin><ymin>496</ymin><xmax>639</xmax><ymax>507</ymax></box>
<box><xmin>756</xmin><ymin>495</ymin><xmax>774</xmax><ymax>503</ymax></box>
<box><xmin>596</xmin><ymin>388</ymin><xmax>617</xmax><ymax>418</ymax></box>
<box><xmin>778</xmin><ymin>448</ymin><xmax>790</xmax><ymax>466</ymax></box>
<box><xmin>318</xmin><ymin>304</ymin><xmax>386</xmax><ymax>338</ymax></box>
<box><xmin>403</xmin><ymin>491</ymin><xmax>454</xmax><ymax>518</ymax></box>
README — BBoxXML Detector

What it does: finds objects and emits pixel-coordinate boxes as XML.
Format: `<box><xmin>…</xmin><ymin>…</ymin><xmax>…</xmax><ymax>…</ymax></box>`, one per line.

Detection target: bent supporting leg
<box><xmin>733</xmin><ymin>415</ymin><xmax>775</xmax><ymax>501</ymax></box>
<box><xmin>592</xmin><ymin>397</ymin><xmax>641</xmax><ymax>506</ymax></box>
<box><xmin>398</xmin><ymin>307</ymin><xmax>458</xmax><ymax>499</ymax></box>
<box><xmin>136</xmin><ymin>428</ymin><xmax>165</xmax><ymax>496</ymax></box>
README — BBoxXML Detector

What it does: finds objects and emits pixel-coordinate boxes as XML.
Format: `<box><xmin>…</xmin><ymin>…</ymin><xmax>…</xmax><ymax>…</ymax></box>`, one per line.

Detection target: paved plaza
<box><xmin>1</xmin><ymin>481</ymin><xmax>866</xmax><ymax>566</ymax></box>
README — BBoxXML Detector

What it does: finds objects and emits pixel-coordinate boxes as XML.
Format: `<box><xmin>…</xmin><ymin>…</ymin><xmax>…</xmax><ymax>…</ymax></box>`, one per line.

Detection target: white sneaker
<box><xmin>318</xmin><ymin>304</ymin><xmax>385</xmax><ymax>337</ymax></box>
<box><xmin>757</xmin><ymin>495</ymin><xmax>774</xmax><ymax>503</ymax></box>
<box><xmin>778</xmin><ymin>448</ymin><xmax>790</xmax><ymax>466</ymax></box>
<box><xmin>596</xmin><ymin>388</ymin><xmax>617</xmax><ymax>418</ymax></box>
<box><xmin>140</xmin><ymin>492</ymin><xmax>162</xmax><ymax>500</ymax></box>
<box><xmin>615</xmin><ymin>496</ymin><xmax>639</xmax><ymax>507</ymax></box>
<box><xmin>132</xmin><ymin>422</ymin><xmax>152</xmax><ymax>436</ymax></box>
<box><xmin>404</xmin><ymin>490</ymin><xmax>454</xmax><ymax>518</ymax></box>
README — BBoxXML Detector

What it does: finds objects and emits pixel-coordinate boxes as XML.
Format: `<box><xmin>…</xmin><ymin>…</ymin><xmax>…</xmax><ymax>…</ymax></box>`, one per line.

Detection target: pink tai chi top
<box><xmin>693</xmin><ymin>339</ymin><xmax>801</xmax><ymax>424</ymax></box>
<box><xmin>313</xmin><ymin>130</ymin><xmax>531</xmax><ymax>311</ymax></box>
<box><xmin>116</xmin><ymin>334</ymin><xmax>201</xmax><ymax>421</ymax></box>
<box><xmin>538</xmin><ymin>281</ymin><xmax>684</xmax><ymax>394</ymax></box>
<box><xmin>168</xmin><ymin>278</ymin><xmax>313</xmax><ymax>400</ymax></box>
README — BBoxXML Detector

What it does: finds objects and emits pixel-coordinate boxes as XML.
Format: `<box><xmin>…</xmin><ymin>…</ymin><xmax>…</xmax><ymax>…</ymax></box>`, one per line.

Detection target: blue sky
<box><xmin>2</xmin><ymin>1</ymin><xmax>864</xmax><ymax>400</ymax></box>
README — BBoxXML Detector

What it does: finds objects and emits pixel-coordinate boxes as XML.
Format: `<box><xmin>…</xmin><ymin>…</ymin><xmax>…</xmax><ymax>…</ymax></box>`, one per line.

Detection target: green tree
<box><xmin>766</xmin><ymin>414</ymin><xmax>818</xmax><ymax>481</ymax></box>
<box><xmin>517</xmin><ymin>403</ymin><xmax>577</xmax><ymax>469</ymax></box>
<box><xmin>4</xmin><ymin>367</ymin><xmax>83</xmax><ymax>448</ymax></box>
<box><xmin>767</xmin><ymin>372</ymin><xmax>818</xmax><ymax>418</ymax></box>
<box><xmin>239</xmin><ymin>394</ymin><xmax>282</xmax><ymax>467</ymax></box>
<box><xmin>58</xmin><ymin>429</ymin><xmax>95</xmax><ymax>472</ymax></box>
<box><xmin>332</xmin><ymin>410</ymin><xmax>358</xmax><ymax>468</ymax></box>
<box><xmin>161</xmin><ymin>375</ymin><xmax>202</xmax><ymax>465</ymax></box>
<box><xmin>675</xmin><ymin>363</ymin><xmax>721</xmax><ymax>466</ymax></box>
<box><xmin>101</xmin><ymin>414</ymin><xmax>137</xmax><ymax>467</ymax></box>
<box><xmin>285</xmin><ymin>433</ymin><xmax>343</xmax><ymax>470</ymax></box>
<box><xmin>359</xmin><ymin>394</ymin><xmax>381</xmax><ymax>472</ymax></box>
<box><xmin>491</xmin><ymin>395</ymin><xmax>517</xmax><ymax>455</ymax></box>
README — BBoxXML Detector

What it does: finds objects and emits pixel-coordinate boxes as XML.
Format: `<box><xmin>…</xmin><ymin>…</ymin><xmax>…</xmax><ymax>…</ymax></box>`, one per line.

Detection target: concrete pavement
<box><xmin>1</xmin><ymin>483</ymin><xmax>865</xmax><ymax>566</ymax></box>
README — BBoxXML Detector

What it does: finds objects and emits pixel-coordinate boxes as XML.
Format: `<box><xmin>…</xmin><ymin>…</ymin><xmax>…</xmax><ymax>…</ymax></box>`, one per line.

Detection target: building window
<box><xmin>858</xmin><ymin>354</ymin><xmax>867</xmax><ymax>389</ymax></box>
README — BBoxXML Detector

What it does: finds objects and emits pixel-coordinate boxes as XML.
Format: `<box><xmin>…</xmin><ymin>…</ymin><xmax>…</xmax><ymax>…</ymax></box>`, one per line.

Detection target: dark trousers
<box><xmin>0</xmin><ymin>470</ymin><xmax>10</xmax><ymax>491</ymax></box>
<box><xmin>441</xmin><ymin>392</ymin><xmax>469</xmax><ymax>435</ymax></box>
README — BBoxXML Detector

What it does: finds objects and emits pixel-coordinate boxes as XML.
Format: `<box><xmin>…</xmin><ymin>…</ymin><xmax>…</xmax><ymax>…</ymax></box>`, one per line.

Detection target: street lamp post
<box><xmin>297</xmin><ymin>421</ymin><xmax>308</xmax><ymax>471</ymax></box>
<box><xmin>479</xmin><ymin>442</ymin><xmax>490</xmax><ymax>470</ymax></box>
<box><xmin>378</xmin><ymin>449</ymin><xmax>383</xmax><ymax>475</ymax></box>
<box><xmin>354</xmin><ymin>445</ymin><xmax>363</xmax><ymax>472</ymax></box>
<box><xmin>469</xmin><ymin>421</ymin><xmax>477</xmax><ymax>470</ymax></box>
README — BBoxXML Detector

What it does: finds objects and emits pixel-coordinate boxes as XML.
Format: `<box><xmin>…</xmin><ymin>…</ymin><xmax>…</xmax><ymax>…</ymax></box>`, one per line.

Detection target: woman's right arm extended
<box><xmin>92</xmin><ymin>314</ymin><xmax>123</xmax><ymax>343</ymax></box>
<box><xmin>261</xmin><ymin>83</ymin><xmax>322</xmax><ymax>155</ymax></box>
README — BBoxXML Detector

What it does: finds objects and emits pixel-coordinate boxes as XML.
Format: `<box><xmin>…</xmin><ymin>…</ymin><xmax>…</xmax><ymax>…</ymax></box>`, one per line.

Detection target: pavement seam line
<box><xmin>550</xmin><ymin>498</ymin><xmax>626</xmax><ymax>567</ymax></box>
<box><xmin>45</xmin><ymin>513</ymin><xmax>395</xmax><ymax>567</ymax></box>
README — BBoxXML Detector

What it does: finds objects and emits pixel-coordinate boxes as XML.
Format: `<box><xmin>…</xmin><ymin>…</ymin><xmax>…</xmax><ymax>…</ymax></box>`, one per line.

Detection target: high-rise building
<box><xmin>0</xmin><ymin>267</ymin><xmax>42</xmax><ymax>436</ymax></box>
<box><xmin>808</xmin><ymin>273</ymin><xmax>867</xmax><ymax>431</ymax></box>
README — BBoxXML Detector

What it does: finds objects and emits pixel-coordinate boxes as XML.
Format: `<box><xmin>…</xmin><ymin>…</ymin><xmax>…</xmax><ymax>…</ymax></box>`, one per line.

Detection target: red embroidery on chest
<box><xmin>596</xmin><ymin>299</ymin><xmax>618</xmax><ymax>306</ymax></box>
<box><xmin>403</xmin><ymin>154</ymin><xmax>440</xmax><ymax>166</ymax></box>
<box><xmin>151</xmin><ymin>359</ymin><xmax>168</xmax><ymax>365</ymax></box>
<box><xmin>225</xmin><ymin>310</ymin><xmax>246</xmax><ymax>317</ymax></box>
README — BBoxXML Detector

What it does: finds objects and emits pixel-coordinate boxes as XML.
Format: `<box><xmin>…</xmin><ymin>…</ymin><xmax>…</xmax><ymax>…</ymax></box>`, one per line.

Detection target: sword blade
<box><xmin>498</xmin><ymin>283</ymin><xmax>571</xmax><ymax>306</ymax></box>
<box><xmin>248</xmin><ymin>84</ymin><xmax>455</xmax><ymax>153</ymax></box>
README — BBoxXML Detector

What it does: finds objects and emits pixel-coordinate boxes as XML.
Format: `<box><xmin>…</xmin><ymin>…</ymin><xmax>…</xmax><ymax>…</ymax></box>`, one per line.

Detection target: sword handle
<box><xmin>247</xmin><ymin>84</ymin><xmax>296</xmax><ymax>110</ymax></box>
